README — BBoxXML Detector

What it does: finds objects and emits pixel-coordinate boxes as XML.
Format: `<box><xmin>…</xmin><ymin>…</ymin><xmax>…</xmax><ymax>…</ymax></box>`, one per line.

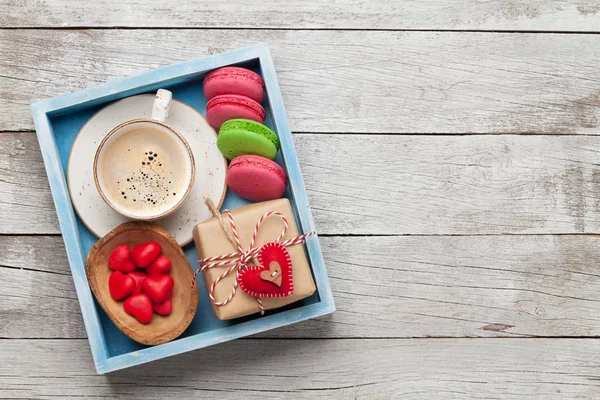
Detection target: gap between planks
<box><xmin>1</xmin><ymin>27</ymin><xmax>600</xmax><ymax>34</ymax></box>
<box><xmin>4</xmin><ymin>233</ymin><xmax>600</xmax><ymax>238</ymax></box>
<box><xmin>3</xmin><ymin>336</ymin><xmax>600</xmax><ymax>340</ymax></box>
<box><xmin>4</xmin><ymin>130</ymin><xmax>600</xmax><ymax>136</ymax></box>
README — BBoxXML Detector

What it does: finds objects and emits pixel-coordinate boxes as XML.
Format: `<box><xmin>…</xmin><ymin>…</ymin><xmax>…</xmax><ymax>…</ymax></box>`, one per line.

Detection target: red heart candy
<box><xmin>132</xmin><ymin>241</ymin><xmax>161</xmax><ymax>267</ymax></box>
<box><xmin>237</xmin><ymin>242</ymin><xmax>294</xmax><ymax>298</ymax></box>
<box><xmin>108</xmin><ymin>244</ymin><xmax>136</xmax><ymax>273</ymax></box>
<box><xmin>108</xmin><ymin>271</ymin><xmax>136</xmax><ymax>300</ymax></box>
<box><xmin>123</xmin><ymin>293</ymin><xmax>153</xmax><ymax>324</ymax></box>
<box><xmin>147</xmin><ymin>255</ymin><xmax>171</xmax><ymax>276</ymax></box>
<box><xmin>152</xmin><ymin>298</ymin><xmax>172</xmax><ymax>315</ymax></box>
<box><xmin>127</xmin><ymin>270</ymin><xmax>148</xmax><ymax>294</ymax></box>
<box><xmin>142</xmin><ymin>275</ymin><xmax>174</xmax><ymax>303</ymax></box>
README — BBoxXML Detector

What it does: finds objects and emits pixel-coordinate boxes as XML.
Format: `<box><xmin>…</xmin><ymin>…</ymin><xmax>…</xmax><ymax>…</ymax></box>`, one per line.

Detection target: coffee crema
<box><xmin>96</xmin><ymin>122</ymin><xmax>193</xmax><ymax>219</ymax></box>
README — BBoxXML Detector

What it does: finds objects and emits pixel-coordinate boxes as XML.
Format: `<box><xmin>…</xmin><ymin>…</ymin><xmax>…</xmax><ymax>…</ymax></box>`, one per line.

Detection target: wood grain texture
<box><xmin>5</xmin><ymin>132</ymin><xmax>600</xmax><ymax>235</ymax></box>
<box><xmin>0</xmin><ymin>131</ymin><xmax>58</xmax><ymax>231</ymax></box>
<box><xmin>1</xmin><ymin>0</ymin><xmax>600</xmax><ymax>31</ymax></box>
<box><xmin>1</xmin><ymin>338</ymin><xmax>599</xmax><ymax>398</ymax></box>
<box><xmin>3</xmin><ymin>234</ymin><xmax>600</xmax><ymax>339</ymax></box>
<box><xmin>1</xmin><ymin>30</ymin><xmax>600</xmax><ymax>134</ymax></box>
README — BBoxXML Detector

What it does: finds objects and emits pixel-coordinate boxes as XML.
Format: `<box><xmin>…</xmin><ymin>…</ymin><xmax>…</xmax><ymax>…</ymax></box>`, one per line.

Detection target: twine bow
<box><xmin>193</xmin><ymin>199</ymin><xmax>315</xmax><ymax>315</ymax></box>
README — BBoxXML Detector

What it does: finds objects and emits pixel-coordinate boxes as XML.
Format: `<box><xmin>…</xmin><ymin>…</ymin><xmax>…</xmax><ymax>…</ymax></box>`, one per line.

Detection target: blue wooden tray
<box><xmin>30</xmin><ymin>43</ymin><xmax>335</xmax><ymax>374</ymax></box>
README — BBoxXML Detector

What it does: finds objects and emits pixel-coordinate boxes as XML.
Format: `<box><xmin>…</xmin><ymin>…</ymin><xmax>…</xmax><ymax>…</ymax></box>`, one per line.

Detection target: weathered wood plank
<box><xmin>1</xmin><ymin>338</ymin><xmax>599</xmax><ymax>398</ymax></box>
<box><xmin>1</xmin><ymin>0</ymin><xmax>600</xmax><ymax>31</ymax></box>
<box><xmin>4</xmin><ymin>132</ymin><xmax>600</xmax><ymax>235</ymax></box>
<box><xmin>0</xmin><ymin>132</ymin><xmax>58</xmax><ymax>232</ymax></box>
<box><xmin>3</xmin><ymin>234</ymin><xmax>600</xmax><ymax>339</ymax></box>
<box><xmin>1</xmin><ymin>30</ymin><xmax>600</xmax><ymax>133</ymax></box>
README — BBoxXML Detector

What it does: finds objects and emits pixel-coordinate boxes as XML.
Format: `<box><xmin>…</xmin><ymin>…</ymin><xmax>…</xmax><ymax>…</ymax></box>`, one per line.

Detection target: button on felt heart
<box><xmin>237</xmin><ymin>242</ymin><xmax>293</xmax><ymax>298</ymax></box>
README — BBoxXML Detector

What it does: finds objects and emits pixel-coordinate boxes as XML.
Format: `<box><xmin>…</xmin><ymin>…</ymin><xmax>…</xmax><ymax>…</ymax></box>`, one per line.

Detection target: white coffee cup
<box><xmin>93</xmin><ymin>89</ymin><xmax>195</xmax><ymax>221</ymax></box>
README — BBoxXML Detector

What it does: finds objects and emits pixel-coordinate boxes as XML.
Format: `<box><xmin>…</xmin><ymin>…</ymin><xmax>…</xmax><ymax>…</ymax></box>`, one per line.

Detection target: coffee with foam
<box><xmin>95</xmin><ymin>120</ymin><xmax>194</xmax><ymax>220</ymax></box>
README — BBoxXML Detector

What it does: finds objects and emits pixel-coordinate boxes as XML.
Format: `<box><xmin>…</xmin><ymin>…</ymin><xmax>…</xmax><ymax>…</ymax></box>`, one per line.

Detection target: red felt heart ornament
<box><xmin>127</xmin><ymin>270</ymin><xmax>148</xmax><ymax>295</ymax></box>
<box><xmin>124</xmin><ymin>293</ymin><xmax>153</xmax><ymax>324</ymax></box>
<box><xmin>146</xmin><ymin>255</ymin><xmax>171</xmax><ymax>276</ymax></box>
<box><xmin>108</xmin><ymin>244</ymin><xmax>136</xmax><ymax>273</ymax></box>
<box><xmin>132</xmin><ymin>241</ymin><xmax>161</xmax><ymax>267</ymax></box>
<box><xmin>153</xmin><ymin>298</ymin><xmax>172</xmax><ymax>315</ymax></box>
<box><xmin>237</xmin><ymin>242</ymin><xmax>293</xmax><ymax>298</ymax></box>
<box><xmin>142</xmin><ymin>275</ymin><xmax>174</xmax><ymax>303</ymax></box>
<box><xmin>108</xmin><ymin>271</ymin><xmax>136</xmax><ymax>300</ymax></box>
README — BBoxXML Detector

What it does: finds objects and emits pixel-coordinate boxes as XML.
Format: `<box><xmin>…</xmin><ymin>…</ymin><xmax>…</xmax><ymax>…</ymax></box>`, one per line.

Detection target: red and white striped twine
<box><xmin>193</xmin><ymin>210</ymin><xmax>316</xmax><ymax>315</ymax></box>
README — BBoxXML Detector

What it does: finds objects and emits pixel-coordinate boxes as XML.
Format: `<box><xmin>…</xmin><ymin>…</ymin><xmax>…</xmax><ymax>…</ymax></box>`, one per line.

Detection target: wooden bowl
<box><xmin>86</xmin><ymin>221</ymin><xmax>198</xmax><ymax>345</ymax></box>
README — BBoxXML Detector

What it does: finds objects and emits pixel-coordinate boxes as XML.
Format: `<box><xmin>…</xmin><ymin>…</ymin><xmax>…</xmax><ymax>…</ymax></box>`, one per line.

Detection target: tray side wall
<box><xmin>30</xmin><ymin>103</ymin><xmax>110</xmax><ymax>371</ymax></box>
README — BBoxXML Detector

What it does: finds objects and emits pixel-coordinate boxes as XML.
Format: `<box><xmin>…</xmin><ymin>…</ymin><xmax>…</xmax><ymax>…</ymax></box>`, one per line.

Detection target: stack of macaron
<box><xmin>204</xmin><ymin>67</ymin><xmax>287</xmax><ymax>202</ymax></box>
<box><xmin>204</xmin><ymin>67</ymin><xmax>266</xmax><ymax>130</ymax></box>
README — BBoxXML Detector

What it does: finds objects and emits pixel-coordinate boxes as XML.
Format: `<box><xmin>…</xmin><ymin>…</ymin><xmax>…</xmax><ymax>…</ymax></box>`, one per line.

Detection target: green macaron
<box><xmin>217</xmin><ymin>119</ymin><xmax>280</xmax><ymax>161</ymax></box>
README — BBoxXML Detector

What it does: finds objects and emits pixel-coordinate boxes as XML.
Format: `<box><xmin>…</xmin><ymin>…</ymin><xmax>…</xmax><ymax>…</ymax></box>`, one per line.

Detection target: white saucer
<box><xmin>68</xmin><ymin>94</ymin><xmax>227</xmax><ymax>246</ymax></box>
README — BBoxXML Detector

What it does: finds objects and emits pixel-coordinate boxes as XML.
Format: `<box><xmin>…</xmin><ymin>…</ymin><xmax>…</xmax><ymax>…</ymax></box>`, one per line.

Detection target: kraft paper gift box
<box><xmin>193</xmin><ymin>198</ymin><xmax>317</xmax><ymax>320</ymax></box>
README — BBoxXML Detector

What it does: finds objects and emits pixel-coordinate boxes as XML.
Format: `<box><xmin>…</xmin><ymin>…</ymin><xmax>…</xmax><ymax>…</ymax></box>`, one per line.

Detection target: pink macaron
<box><xmin>227</xmin><ymin>155</ymin><xmax>287</xmax><ymax>202</ymax></box>
<box><xmin>206</xmin><ymin>94</ymin><xmax>266</xmax><ymax>129</ymax></box>
<box><xmin>203</xmin><ymin>67</ymin><xmax>265</xmax><ymax>103</ymax></box>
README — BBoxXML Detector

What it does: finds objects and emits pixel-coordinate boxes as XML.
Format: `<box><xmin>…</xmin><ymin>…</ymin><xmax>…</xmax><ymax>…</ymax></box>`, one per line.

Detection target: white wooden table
<box><xmin>2</xmin><ymin>1</ymin><xmax>600</xmax><ymax>398</ymax></box>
